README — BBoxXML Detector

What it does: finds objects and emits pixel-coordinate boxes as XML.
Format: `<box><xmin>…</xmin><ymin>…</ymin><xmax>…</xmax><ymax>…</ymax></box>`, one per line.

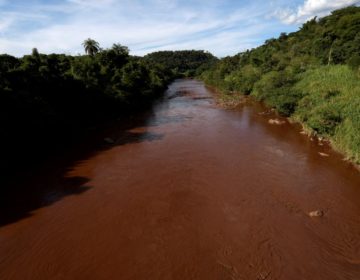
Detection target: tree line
<box><xmin>144</xmin><ymin>50</ymin><xmax>217</xmax><ymax>77</ymax></box>
<box><xmin>0</xmin><ymin>42</ymin><xmax>215</xmax><ymax>174</ymax></box>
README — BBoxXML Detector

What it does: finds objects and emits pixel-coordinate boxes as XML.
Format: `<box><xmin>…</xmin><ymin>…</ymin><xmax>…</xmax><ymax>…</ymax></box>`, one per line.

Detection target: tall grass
<box><xmin>293</xmin><ymin>65</ymin><xmax>360</xmax><ymax>163</ymax></box>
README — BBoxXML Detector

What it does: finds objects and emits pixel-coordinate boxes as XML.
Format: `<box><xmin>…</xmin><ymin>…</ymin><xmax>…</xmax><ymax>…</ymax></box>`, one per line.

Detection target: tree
<box><xmin>111</xmin><ymin>44</ymin><xmax>129</xmax><ymax>56</ymax></box>
<box><xmin>98</xmin><ymin>44</ymin><xmax>130</xmax><ymax>70</ymax></box>
<box><xmin>82</xmin><ymin>38</ymin><xmax>100</xmax><ymax>56</ymax></box>
<box><xmin>32</xmin><ymin>48</ymin><xmax>40</xmax><ymax>58</ymax></box>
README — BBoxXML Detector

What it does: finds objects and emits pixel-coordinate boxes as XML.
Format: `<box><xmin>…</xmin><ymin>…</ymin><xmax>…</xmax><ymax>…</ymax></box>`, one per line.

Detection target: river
<box><xmin>1</xmin><ymin>79</ymin><xmax>360</xmax><ymax>279</ymax></box>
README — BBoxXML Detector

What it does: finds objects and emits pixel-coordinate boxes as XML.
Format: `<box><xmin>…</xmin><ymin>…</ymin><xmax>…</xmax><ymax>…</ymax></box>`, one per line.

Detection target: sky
<box><xmin>0</xmin><ymin>0</ymin><xmax>359</xmax><ymax>57</ymax></box>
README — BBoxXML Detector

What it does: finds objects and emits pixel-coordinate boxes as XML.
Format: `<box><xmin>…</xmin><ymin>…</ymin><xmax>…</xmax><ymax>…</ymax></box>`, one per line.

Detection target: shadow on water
<box><xmin>0</xmin><ymin>176</ymin><xmax>92</xmax><ymax>227</ymax></box>
<box><xmin>0</xmin><ymin>80</ymin><xmax>217</xmax><ymax>227</ymax></box>
<box><xmin>0</xmin><ymin>101</ymin><xmax>169</xmax><ymax>227</ymax></box>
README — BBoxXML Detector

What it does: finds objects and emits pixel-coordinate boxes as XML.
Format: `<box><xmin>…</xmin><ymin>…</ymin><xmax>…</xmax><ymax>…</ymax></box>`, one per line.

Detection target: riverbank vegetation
<box><xmin>0</xmin><ymin>44</ymin><xmax>215</xmax><ymax>174</ymax></box>
<box><xmin>200</xmin><ymin>6</ymin><xmax>360</xmax><ymax>163</ymax></box>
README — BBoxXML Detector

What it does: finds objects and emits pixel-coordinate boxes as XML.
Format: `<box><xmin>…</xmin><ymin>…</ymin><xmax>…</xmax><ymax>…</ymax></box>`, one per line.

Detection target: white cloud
<box><xmin>66</xmin><ymin>0</ymin><xmax>118</xmax><ymax>10</ymax></box>
<box><xmin>277</xmin><ymin>0</ymin><xmax>360</xmax><ymax>24</ymax></box>
<box><xmin>0</xmin><ymin>18</ymin><xmax>14</xmax><ymax>32</ymax></box>
<box><xmin>0</xmin><ymin>0</ymin><xmax>290</xmax><ymax>57</ymax></box>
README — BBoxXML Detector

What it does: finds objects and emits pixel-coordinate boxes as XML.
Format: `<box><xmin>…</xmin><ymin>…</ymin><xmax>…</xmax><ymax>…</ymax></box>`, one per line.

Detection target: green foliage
<box><xmin>0</xmin><ymin>41</ymin><xmax>178</xmax><ymax>173</ymax></box>
<box><xmin>348</xmin><ymin>53</ymin><xmax>360</xmax><ymax>70</ymax></box>
<box><xmin>0</xmin><ymin>39</ymin><xmax>219</xmax><ymax>173</ymax></box>
<box><xmin>293</xmin><ymin>65</ymin><xmax>360</xmax><ymax>161</ymax></box>
<box><xmin>252</xmin><ymin>70</ymin><xmax>301</xmax><ymax>116</ymax></box>
<box><xmin>72</xmin><ymin>55</ymin><xmax>102</xmax><ymax>88</ymax></box>
<box><xmin>144</xmin><ymin>50</ymin><xmax>217</xmax><ymax>77</ymax></box>
<box><xmin>82</xmin><ymin>38</ymin><xmax>100</xmax><ymax>56</ymax></box>
<box><xmin>98</xmin><ymin>44</ymin><xmax>129</xmax><ymax>70</ymax></box>
<box><xmin>225</xmin><ymin>65</ymin><xmax>261</xmax><ymax>94</ymax></box>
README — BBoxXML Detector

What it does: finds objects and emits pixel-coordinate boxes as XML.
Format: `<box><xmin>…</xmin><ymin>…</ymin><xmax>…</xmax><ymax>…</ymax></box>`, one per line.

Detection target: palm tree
<box><xmin>111</xmin><ymin>44</ymin><xmax>129</xmax><ymax>56</ymax></box>
<box><xmin>82</xmin><ymin>38</ymin><xmax>100</xmax><ymax>56</ymax></box>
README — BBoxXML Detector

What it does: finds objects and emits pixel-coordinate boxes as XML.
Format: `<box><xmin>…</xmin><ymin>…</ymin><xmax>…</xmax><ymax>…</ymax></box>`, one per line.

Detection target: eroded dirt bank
<box><xmin>1</xmin><ymin>79</ymin><xmax>360</xmax><ymax>280</ymax></box>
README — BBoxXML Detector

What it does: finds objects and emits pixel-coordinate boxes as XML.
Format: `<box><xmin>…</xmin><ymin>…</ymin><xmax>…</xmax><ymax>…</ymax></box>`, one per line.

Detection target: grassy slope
<box><xmin>293</xmin><ymin>65</ymin><xmax>360</xmax><ymax>162</ymax></box>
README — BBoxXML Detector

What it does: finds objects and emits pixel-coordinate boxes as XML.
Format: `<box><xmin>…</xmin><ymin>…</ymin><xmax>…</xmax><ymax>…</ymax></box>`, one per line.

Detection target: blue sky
<box><xmin>0</xmin><ymin>0</ymin><xmax>359</xmax><ymax>57</ymax></box>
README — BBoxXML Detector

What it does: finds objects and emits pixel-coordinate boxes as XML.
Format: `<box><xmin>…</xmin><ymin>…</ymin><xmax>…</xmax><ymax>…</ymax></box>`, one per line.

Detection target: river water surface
<box><xmin>1</xmin><ymin>79</ymin><xmax>360</xmax><ymax>280</ymax></box>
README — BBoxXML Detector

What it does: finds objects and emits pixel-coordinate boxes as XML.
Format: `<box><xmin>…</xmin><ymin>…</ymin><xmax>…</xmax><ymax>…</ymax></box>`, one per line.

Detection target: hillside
<box><xmin>200</xmin><ymin>6</ymin><xmax>360</xmax><ymax>163</ymax></box>
<box><xmin>144</xmin><ymin>50</ymin><xmax>218</xmax><ymax>77</ymax></box>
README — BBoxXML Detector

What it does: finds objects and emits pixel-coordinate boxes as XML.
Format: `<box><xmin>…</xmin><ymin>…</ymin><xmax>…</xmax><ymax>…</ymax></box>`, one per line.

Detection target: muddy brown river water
<box><xmin>1</xmin><ymin>79</ymin><xmax>360</xmax><ymax>280</ymax></box>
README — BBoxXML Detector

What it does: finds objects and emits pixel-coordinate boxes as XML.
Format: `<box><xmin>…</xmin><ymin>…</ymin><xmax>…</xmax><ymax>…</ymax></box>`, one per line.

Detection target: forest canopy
<box><xmin>0</xmin><ymin>43</ymin><xmax>215</xmax><ymax>173</ymax></box>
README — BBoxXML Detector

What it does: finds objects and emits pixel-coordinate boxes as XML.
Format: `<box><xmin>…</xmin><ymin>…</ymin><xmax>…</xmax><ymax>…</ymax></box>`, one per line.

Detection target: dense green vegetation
<box><xmin>144</xmin><ymin>50</ymin><xmax>217</xmax><ymax>77</ymax></box>
<box><xmin>200</xmin><ymin>6</ymin><xmax>360</xmax><ymax>163</ymax></box>
<box><xmin>0</xmin><ymin>42</ymin><xmax>214</xmax><ymax>173</ymax></box>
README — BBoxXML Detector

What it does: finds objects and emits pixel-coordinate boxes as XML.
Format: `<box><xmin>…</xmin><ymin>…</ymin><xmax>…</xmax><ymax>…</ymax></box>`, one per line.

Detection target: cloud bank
<box><xmin>277</xmin><ymin>0</ymin><xmax>360</xmax><ymax>24</ymax></box>
<box><xmin>0</xmin><ymin>0</ymin><xmax>358</xmax><ymax>57</ymax></box>
<box><xmin>0</xmin><ymin>0</ymin><xmax>297</xmax><ymax>57</ymax></box>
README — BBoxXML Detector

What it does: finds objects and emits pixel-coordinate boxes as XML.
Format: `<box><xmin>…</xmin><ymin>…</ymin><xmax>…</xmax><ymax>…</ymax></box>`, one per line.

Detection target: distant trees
<box><xmin>111</xmin><ymin>44</ymin><xmax>129</xmax><ymax>56</ymax></box>
<box><xmin>82</xmin><ymin>38</ymin><xmax>100</xmax><ymax>56</ymax></box>
<box><xmin>98</xmin><ymin>44</ymin><xmax>129</xmax><ymax>70</ymax></box>
<box><xmin>0</xmin><ymin>41</ymin><xmax>160</xmax><ymax>174</ymax></box>
<box><xmin>144</xmin><ymin>50</ymin><xmax>217</xmax><ymax>77</ymax></box>
<box><xmin>0</xmin><ymin>39</ymin><xmax>218</xmax><ymax>174</ymax></box>
<box><xmin>31</xmin><ymin>48</ymin><xmax>40</xmax><ymax>58</ymax></box>
<box><xmin>201</xmin><ymin>5</ymin><xmax>360</xmax><ymax>102</ymax></box>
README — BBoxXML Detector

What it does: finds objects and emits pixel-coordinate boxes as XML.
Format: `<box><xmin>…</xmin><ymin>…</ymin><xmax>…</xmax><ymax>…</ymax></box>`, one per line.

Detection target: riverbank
<box><xmin>199</xmin><ymin>7</ymin><xmax>360</xmax><ymax>166</ymax></box>
<box><xmin>205</xmin><ymin>86</ymin><xmax>247</xmax><ymax>109</ymax></box>
<box><xmin>204</xmin><ymin>83</ymin><xmax>360</xmax><ymax>170</ymax></box>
